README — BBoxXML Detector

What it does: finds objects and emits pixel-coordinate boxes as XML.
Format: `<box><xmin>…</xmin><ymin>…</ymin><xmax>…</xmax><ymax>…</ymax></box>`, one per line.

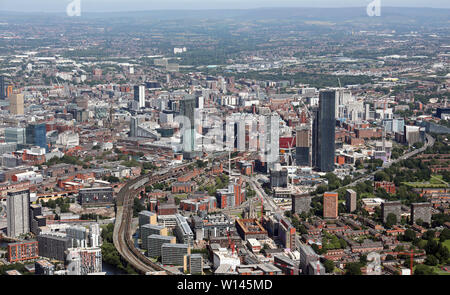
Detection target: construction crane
<box><xmin>385</xmin><ymin>249</ymin><xmax>425</xmax><ymax>275</ymax></box>
<box><xmin>226</xmin><ymin>229</ymin><xmax>235</xmax><ymax>255</ymax></box>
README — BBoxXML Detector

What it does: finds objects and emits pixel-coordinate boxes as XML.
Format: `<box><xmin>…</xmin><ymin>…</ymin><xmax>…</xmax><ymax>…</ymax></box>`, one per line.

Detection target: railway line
<box><xmin>113</xmin><ymin>163</ymin><xmax>192</xmax><ymax>274</ymax></box>
<box><xmin>113</xmin><ymin>151</ymin><xmax>257</xmax><ymax>274</ymax></box>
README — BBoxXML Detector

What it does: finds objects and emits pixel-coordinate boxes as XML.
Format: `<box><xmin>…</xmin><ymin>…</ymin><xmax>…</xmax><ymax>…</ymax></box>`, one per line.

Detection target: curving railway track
<box><xmin>113</xmin><ymin>164</ymin><xmax>192</xmax><ymax>274</ymax></box>
<box><xmin>113</xmin><ymin>152</ymin><xmax>256</xmax><ymax>274</ymax></box>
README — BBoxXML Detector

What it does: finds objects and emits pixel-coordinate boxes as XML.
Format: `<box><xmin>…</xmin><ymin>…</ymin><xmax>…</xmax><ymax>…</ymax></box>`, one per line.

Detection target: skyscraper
<box><xmin>0</xmin><ymin>75</ymin><xmax>5</xmax><ymax>100</ymax></box>
<box><xmin>130</xmin><ymin>116</ymin><xmax>138</xmax><ymax>137</ymax></box>
<box><xmin>7</xmin><ymin>190</ymin><xmax>30</xmax><ymax>238</ymax></box>
<box><xmin>295</xmin><ymin>124</ymin><xmax>311</xmax><ymax>166</ymax></box>
<box><xmin>323</xmin><ymin>192</ymin><xmax>338</xmax><ymax>219</ymax></box>
<box><xmin>5</xmin><ymin>127</ymin><xmax>26</xmax><ymax>145</ymax></box>
<box><xmin>346</xmin><ymin>189</ymin><xmax>357</xmax><ymax>213</ymax></box>
<box><xmin>312</xmin><ymin>90</ymin><xmax>336</xmax><ymax>172</ymax></box>
<box><xmin>180</xmin><ymin>95</ymin><xmax>196</xmax><ymax>152</ymax></box>
<box><xmin>26</xmin><ymin>123</ymin><xmax>47</xmax><ymax>150</ymax></box>
<box><xmin>9</xmin><ymin>93</ymin><xmax>24</xmax><ymax>115</ymax></box>
<box><xmin>134</xmin><ymin>84</ymin><xmax>145</xmax><ymax>108</ymax></box>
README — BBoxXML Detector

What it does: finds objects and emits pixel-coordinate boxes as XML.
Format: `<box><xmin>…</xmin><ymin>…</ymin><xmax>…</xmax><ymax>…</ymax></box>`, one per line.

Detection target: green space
<box><xmin>403</xmin><ymin>182</ymin><xmax>446</xmax><ymax>188</ymax></box>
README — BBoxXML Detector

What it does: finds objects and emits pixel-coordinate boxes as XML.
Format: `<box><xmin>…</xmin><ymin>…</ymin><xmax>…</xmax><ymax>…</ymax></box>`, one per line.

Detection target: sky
<box><xmin>0</xmin><ymin>0</ymin><xmax>449</xmax><ymax>12</ymax></box>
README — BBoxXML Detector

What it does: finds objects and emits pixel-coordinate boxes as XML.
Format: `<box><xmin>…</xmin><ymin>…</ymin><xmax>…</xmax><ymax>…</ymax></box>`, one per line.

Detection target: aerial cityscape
<box><xmin>0</xmin><ymin>2</ymin><xmax>450</xmax><ymax>278</ymax></box>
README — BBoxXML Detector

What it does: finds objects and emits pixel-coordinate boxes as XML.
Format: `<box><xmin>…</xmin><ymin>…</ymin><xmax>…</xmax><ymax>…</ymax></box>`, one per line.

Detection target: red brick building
<box><xmin>323</xmin><ymin>192</ymin><xmax>338</xmax><ymax>219</ymax></box>
<box><xmin>7</xmin><ymin>241</ymin><xmax>39</xmax><ymax>263</ymax></box>
<box><xmin>374</xmin><ymin>181</ymin><xmax>396</xmax><ymax>194</ymax></box>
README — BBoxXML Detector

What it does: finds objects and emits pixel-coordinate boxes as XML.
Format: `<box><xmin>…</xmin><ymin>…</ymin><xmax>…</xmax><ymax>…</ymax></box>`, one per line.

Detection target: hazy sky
<box><xmin>1</xmin><ymin>0</ymin><xmax>450</xmax><ymax>12</ymax></box>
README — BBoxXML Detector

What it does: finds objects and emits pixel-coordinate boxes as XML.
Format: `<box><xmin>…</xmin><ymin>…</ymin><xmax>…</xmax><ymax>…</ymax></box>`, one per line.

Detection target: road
<box><xmin>339</xmin><ymin>133</ymin><xmax>435</xmax><ymax>190</ymax></box>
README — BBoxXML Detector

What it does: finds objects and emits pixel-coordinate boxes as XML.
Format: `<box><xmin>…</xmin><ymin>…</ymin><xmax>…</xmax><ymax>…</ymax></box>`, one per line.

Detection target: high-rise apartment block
<box><xmin>323</xmin><ymin>192</ymin><xmax>338</xmax><ymax>219</ymax></box>
<box><xmin>7</xmin><ymin>189</ymin><xmax>30</xmax><ymax>238</ymax></box>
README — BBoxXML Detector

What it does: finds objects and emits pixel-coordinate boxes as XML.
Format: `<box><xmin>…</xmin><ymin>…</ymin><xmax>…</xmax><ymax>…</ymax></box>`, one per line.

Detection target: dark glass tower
<box><xmin>180</xmin><ymin>95</ymin><xmax>196</xmax><ymax>152</ymax></box>
<box><xmin>26</xmin><ymin>123</ymin><xmax>47</xmax><ymax>151</ymax></box>
<box><xmin>0</xmin><ymin>76</ymin><xmax>5</xmax><ymax>100</ymax></box>
<box><xmin>312</xmin><ymin>90</ymin><xmax>336</xmax><ymax>172</ymax></box>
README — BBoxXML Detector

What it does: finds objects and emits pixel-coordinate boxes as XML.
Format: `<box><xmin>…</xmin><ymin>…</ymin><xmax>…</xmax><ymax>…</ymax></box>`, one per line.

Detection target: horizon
<box><xmin>1</xmin><ymin>5</ymin><xmax>450</xmax><ymax>14</ymax></box>
<box><xmin>1</xmin><ymin>0</ymin><xmax>450</xmax><ymax>13</ymax></box>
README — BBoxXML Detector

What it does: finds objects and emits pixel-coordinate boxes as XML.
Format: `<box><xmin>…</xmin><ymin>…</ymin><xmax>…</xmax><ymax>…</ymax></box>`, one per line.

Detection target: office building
<box><xmin>312</xmin><ymin>90</ymin><xmax>336</xmax><ymax>172</ymax></box>
<box><xmin>161</xmin><ymin>243</ymin><xmax>190</xmax><ymax>266</ymax></box>
<box><xmin>134</xmin><ymin>84</ymin><xmax>145</xmax><ymax>108</ymax></box>
<box><xmin>299</xmin><ymin>244</ymin><xmax>319</xmax><ymax>274</ymax></box>
<box><xmin>9</xmin><ymin>93</ymin><xmax>24</xmax><ymax>115</ymax></box>
<box><xmin>410</xmin><ymin>202</ymin><xmax>432</xmax><ymax>225</ymax></box>
<box><xmin>37</xmin><ymin>233</ymin><xmax>71</xmax><ymax>261</ymax></box>
<box><xmin>191</xmin><ymin>213</ymin><xmax>233</xmax><ymax>241</ymax></box>
<box><xmin>0</xmin><ymin>75</ymin><xmax>5</xmax><ymax>99</ymax></box>
<box><xmin>141</xmin><ymin>224</ymin><xmax>167</xmax><ymax>249</ymax></box>
<box><xmin>7</xmin><ymin>241</ymin><xmax>38</xmax><ymax>263</ymax></box>
<box><xmin>269</xmin><ymin>166</ymin><xmax>288</xmax><ymax>188</ymax></box>
<box><xmin>174</xmin><ymin>214</ymin><xmax>194</xmax><ymax>247</ymax></box>
<box><xmin>35</xmin><ymin>260</ymin><xmax>55</xmax><ymax>275</ymax></box>
<box><xmin>346</xmin><ymin>189</ymin><xmax>357</xmax><ymax>213</ymax></box>
<box><xmin>26</xmin><ymin>123</ymin><xmax>47</xmax><ymax>150</ymax></box>
<box><xmin>5</xmin><ymin>127</ymin><xmax>25</xmax><ymax>145</ymax></box>
<box><xmin>78</xmin><ymin>187</ymin><xmax>114</xmax><ymax>206</ymax></box>
<box><xmin>7</xmin><ymin>189</ymin><xmax>30</xmax><ymax>238</ymax></box>
<box><xmin>296</xmin><ymin>124</ymin><xmax>311</xmax><ymax>166</ymax></box>
<box><xmin>381</xmin><ymin>201</ymin><xmax>401</xmax><ymax>224</ymax></box>
<box><xmin>292</xmin><ymin>194</ymin><xmax>311</xmax><ymax>215</ymax></box>
<box><xmin>184</xmin><ymin>254</ymin><xmax>203</xmax><ymax>274</ymax></box>
<box><xmin>147</xmin><ymin>234</ymin><xmax>176</xmax><ymax>257</ymax></box>
<box><xmin>323</xmin><ymin>192</ymin><xmax>338</xmax><ymax>219</ymax></box>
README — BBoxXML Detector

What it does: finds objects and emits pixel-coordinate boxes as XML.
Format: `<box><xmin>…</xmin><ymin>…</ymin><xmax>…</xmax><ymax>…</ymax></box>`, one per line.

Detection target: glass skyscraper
<box><xmin>26</xmin><ymin>123</ymin><xmax>47</xmax><ymax>151</ymax></box>
<box><xmin>0</xmin><ymin>75</ymin><xmax>5</xmax><ymax>100</ymax></box>
<box><xmin>312</xmin><ymin>90</ymin><xmax>336</xmax><ymax>172</ymax></box>
<box><xmin>180</xmin><ymin>95</ymin><xmax>196</xmax><ymax>152</ymax></box>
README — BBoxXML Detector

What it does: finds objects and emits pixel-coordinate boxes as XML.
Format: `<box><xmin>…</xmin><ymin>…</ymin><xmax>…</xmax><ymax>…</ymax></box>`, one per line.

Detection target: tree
<box><xmin>344</xmin><ymin>263</ymin><xmax>362</xmax><ymax>275</ymax></box>
<box><xmin>424</xmin><ymin>255</ymin><xmax>439</xmax><ymax>266</ymax></box>
<box><xmin>323</xmin><ymin>259</ymin><xmax>335</xmax><ymax>273</ymax></box>
<box><xmin>374</xmin><ymin>171</ymin><xmax>390</xmax><ymax>182</ymax></box>
<box><xmin>385</xmin><ymin>213</ymin><xmax>397</xmax><ymax>228</ymax></box>
<box><xmin>414</xmin><ymin>264</ymin><xmax>436</xmax><ymax>275</ymax></box>
<box><xmin>385</xmin><ymin>254</ymin><xmax>395</xmax><ymax>261</ymax></box>
<box><xmin>403</xmin><ymin>229</ymin><xmax>416</xmax><ymax>242</ymax></box>
<box><xmin>440</xmin><ymin>228</ymin><xmax>450</xmax><ymax>242</ymax></box>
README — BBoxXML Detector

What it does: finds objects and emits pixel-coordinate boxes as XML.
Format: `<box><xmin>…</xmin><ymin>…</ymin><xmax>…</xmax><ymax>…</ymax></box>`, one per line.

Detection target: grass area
<box><xmin>173</xmin><ymin>194</ymin><xmax>188</xmax><ymax>199</ymax></box>
<box><xmin>443</xmin><ymin>239</ymin><xmax>450</xmax><ymax>252</ymax></box>
<box><xmin>403</xmin><ymin>182</ymin><xmax>447</xmax><ymax>188</ymax></box>
<box><xmin>433</xmin><ymin>266</ymin><xmax>450</xmax><ymax>275</ymax></box>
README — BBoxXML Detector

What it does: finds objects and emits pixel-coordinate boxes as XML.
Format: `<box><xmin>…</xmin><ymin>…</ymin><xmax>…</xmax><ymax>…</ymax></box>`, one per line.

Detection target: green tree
<box><xmin>414</xmin><ymin>264</ymin><xmax>436</xmax><ymax>275</ymax></box>
<box><xmin>403</xmin><ymin>229</ymin><xmax>417</xmax><ymax>242</ymax></box>
<box><xmin>385</xmin><ymin>213</ymin><xmax>397</xmax><ymax>228</ymax></box>
<box><xmin>323</xmin><ymin>259</ymin><xmax>335</xmax><ymax>273</ymax></box>
<box><xmin>424</xmin><ymin>255</ymin><xmax>439</xmax><ymax>266</ymax></box>
<box><xmin>344</xmin><ymin>263</ymin><xmax>362</xmax><ymax>275</ymax></box>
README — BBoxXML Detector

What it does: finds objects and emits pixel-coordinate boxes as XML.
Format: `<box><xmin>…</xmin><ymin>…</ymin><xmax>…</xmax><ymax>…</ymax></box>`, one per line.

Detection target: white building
<box><xmin>56</xmin><ymin>131</ymin><xmax>79</xmax><ymax>148</ymax></box>
<box><xmin>66</xmin><ymin>248</ymin><xmax>102</xmax><ymax>275</ymax></box>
